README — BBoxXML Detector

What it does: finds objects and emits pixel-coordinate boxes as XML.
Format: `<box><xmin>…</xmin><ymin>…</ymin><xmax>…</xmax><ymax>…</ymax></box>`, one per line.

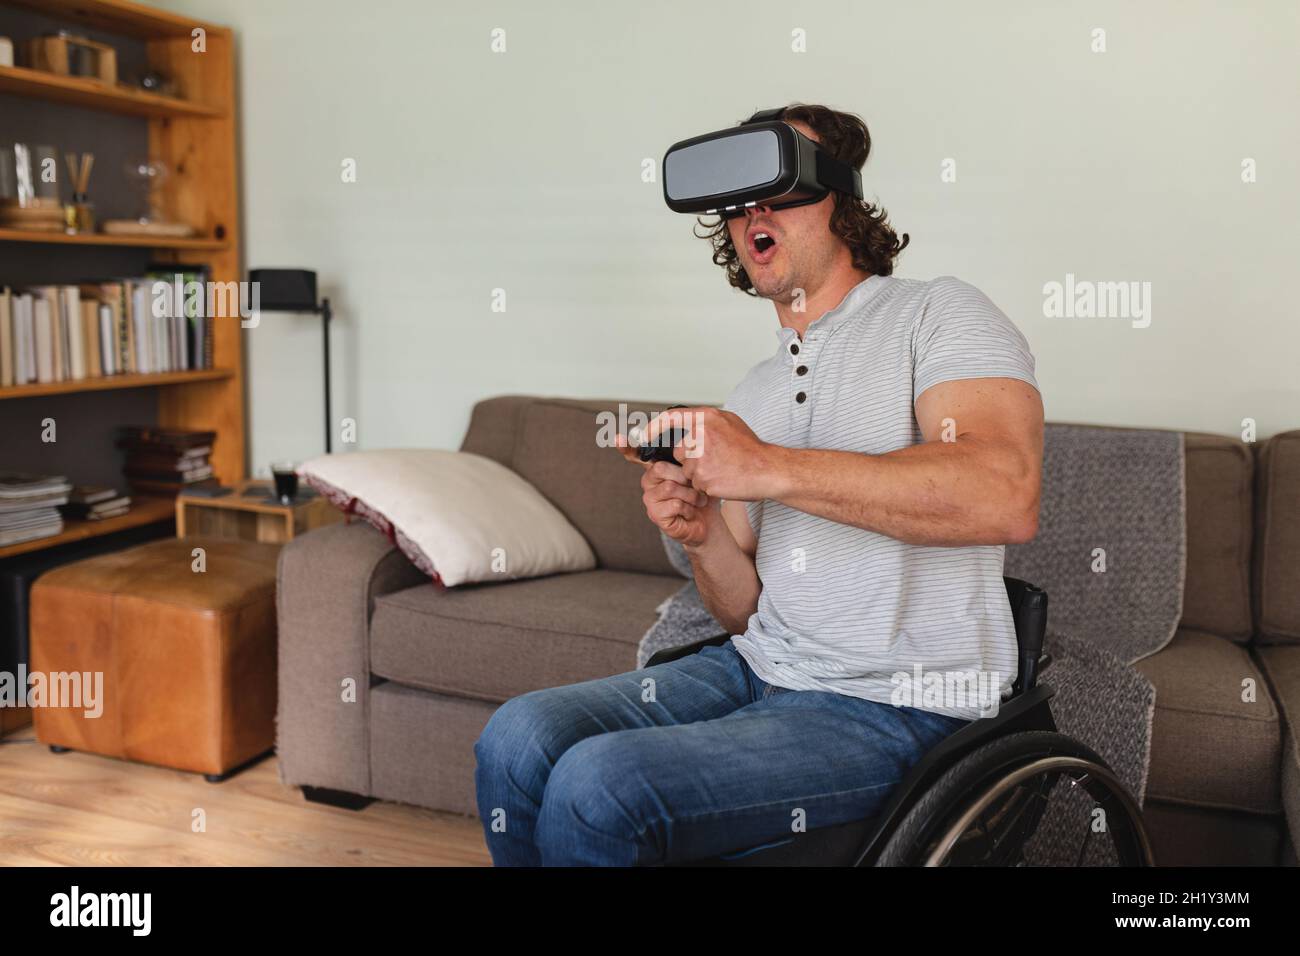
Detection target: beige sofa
<box><xmin>276</xmin><ymin>395</ymin><xmax>1300</xmax><ymax>865</ymax></box>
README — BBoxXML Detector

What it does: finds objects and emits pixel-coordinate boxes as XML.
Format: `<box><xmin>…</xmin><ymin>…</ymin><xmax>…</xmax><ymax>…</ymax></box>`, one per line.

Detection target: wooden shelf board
<box><xmin>0</xmin><ymin>64</ymin><xmax>223</xmax><ymax>118</ymax></box>
<box><xmin>0</xmin><ymin>495</ymin><xmax>175</xmax><ymax>561</ymax></box>
<box><xmin>0</xmin><ymin>369</ymin><xmax>233</xmax><ymax>400</ymax></box>
<box><xmin>0</xmin><ymin>0</ymin><xmax>224</xmax><ymax>40</ymax></box>
<box><xmin>0</xmin><ymin>226</ymin><xmax>227</xmax><ymax>251</ymax></box>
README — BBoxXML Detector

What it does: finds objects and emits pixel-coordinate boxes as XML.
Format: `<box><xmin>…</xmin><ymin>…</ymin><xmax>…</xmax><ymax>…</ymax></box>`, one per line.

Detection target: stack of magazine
<box><xmin>61</xmin><ymin>485</ymin><xmax>131</xmax><ymax>521</ymax></box>
<box><xmin>117</xmin><ymin>426</ymin><xmax>217</xmax><ymax>496</ymax></box>
<box><xmin>0</xmin><ymin>473</ymin><xmax>72</xmax><ymax>547</ymax></box>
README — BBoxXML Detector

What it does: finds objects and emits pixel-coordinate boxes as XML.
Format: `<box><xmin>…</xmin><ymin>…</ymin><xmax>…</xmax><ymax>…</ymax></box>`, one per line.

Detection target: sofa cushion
<box><xmin>1181</xmin><ymin>433</ymin><xmax>1254</xmax><ymax>642</ymax></box>
<box><xmin>1134</xmin><ymin>628</ymin><xmax>1281</xmax><ymax>814</ymax></box>
<box><xmin>1255</xmin><ymin>644</ymin><xmax>1300</xmax><ymax>852</ymax></box>
<box><xmin>1142</xmin><ymin>800</ymin><xmax>1283</xmax><ymax>866</ymax></box>
<box><xmin>458</xmin><ymin>395</ymin><xmax>533</xmax><ymax>470</ymax></box>
<box><xmin>464</xmin><ymin>397</ymin><xmax>694</xmax><ymax>576</ymax></box>
<box><xmin>370</xmin><ymin>569</ymin><xmax>684</xmax><ymax>703</ymax></box>
<box><xmin>299</xmin><ymin>448</ymin><xmax>596</xmax><ymax>586</ymax></box>
<box><xmin>1254</xmin><ymin>430</ymin><xmax>1300</xmax><ymax>644</ymax></box>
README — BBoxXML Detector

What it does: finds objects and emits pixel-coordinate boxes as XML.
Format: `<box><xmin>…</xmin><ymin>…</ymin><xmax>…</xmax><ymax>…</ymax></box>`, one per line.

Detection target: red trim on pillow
<box><xmin>302</xmin><ymin>473</ymin><xmax>441</xmax><ymax>582</ymax></box>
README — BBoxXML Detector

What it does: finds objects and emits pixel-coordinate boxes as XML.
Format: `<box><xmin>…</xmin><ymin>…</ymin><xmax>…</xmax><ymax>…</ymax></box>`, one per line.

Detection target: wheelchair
<box><xmin>645</xmin><ymin>577</ymin><xmax>1155</xmax><ymax>866</ymax></box>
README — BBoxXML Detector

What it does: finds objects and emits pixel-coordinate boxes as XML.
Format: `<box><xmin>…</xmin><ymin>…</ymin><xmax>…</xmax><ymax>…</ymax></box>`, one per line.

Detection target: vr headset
<box><xmin>662</xmin><ymin>108</ymin><xmax>864</xmax><ymax>218</ymax></box>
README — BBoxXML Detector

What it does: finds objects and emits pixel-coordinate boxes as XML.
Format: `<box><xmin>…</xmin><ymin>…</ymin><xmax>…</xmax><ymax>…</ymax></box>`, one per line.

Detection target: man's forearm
<box><xmin>761</xmin><ymin>438</ymin><xmax>1039</xmax><ymax>547</ymax></box>
<box><xmin>682</xmin><ymin>513</ymin><xmax>761</xmax><ymax>636</ymax></box>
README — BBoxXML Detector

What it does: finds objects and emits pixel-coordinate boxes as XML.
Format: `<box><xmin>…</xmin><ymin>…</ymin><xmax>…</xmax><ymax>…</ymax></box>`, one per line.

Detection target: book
<box><xmin>147</xmin><ymin>265</ymin><xmax>211</xmax><ymax>370</ymax></box>
<box><xmin>19</xmin><ymin>294</ymin><xmax>36</xmax><ymax>384</ymax></box>
<box><xmin>80</xmin><ymin>298</ymin><xmax>102</xmax><ymax>378</ymax></box>
<box><xmin>116</xmin><ymin>426</ymin><xmax>216</xmax><ymax>452</ymax></box>
<box><xmin>0</xmin><ymin>473</ymin><xmax>73</xmax><ymax>498</ymax></box>
<box><xmin>127</xmin><ymin>478</ymin><xmax>217</xmax><ymax>498</ymax></box>
<box><xmin>99</xmin><ymin>281</ymin><xmax>130</xmax><ymax>374</ymax></box>
<box><xmin>40</xmin><ymin>287</ymin><xmax>65</xmax><ymax>382</ymax></box>
<box><xmin>121</xmin><ymin>444</ymin><xmax>210</xmax><ymax>461</ymax></box>
<box><xmin>61</xmin><ymin>495</ymin><xmax>131</xmax><ymax>520</ymax></box>
<box><xmin>98</xmin><ymin>302</ymin><xmax>114</xmax><ymax>375</ymax></box>
<box><xmin>120</xmin><ymin>453</ymin><xmax>210</xmax><ymax>472</ymax></box>
<box><xmin>67</xmin><ymin>485</ymin><xmax>120</xmax><ymax>505</ymax></box>
<box><xmin>126</xmin><ymin>468</ymin><xmax>213</xmax><ymax>486</ymax></box>
<box><xmin>0</xmin><ymin>507</ymin><xmax>63</xmax><ymax>530</ymax></box>
<box><xmin>0</xmin><ymin>286</ymin><xmax>11</xmax><ymax>388</ymax></box>
<box><xmin>117</xmin><ymin>426</ymin><xmax>219</xmax><ymax>497</ymax></box>
<box><xmin>0</xmin><ymin>491</ymin><xmax>72</xmax><ymax>512</ymax></box>
<box><xmin>64</xmin><ymin>286</ymin><xmax>85</xmax><ymax>380</ymax></box>
<box><xmin>131</xmin><ymin>281</ymin><xmax>149</xmax><ymax>373</ymax></box>
<box><xmin>0</xmin><ymin>517</ymin><xmax>63</xmax><ymax>547</ymax></box>
<box><xmin>83</xmin><ymin>506</ymin><xmax>129</xmax><ymax>521</ymax></box>
<box><xmin>32</xmin><ymin>296</ymin><xmax>54</xmax><ymax>384</ymax></box>
<box><xmin>11</xmin><ymin>294</ymin><xmax>31</xmax><ymax>384</ymax></box>
<box><xmin>102</xmin><ymin>282</ymin><xmax>128</xmax><ymax>374</ymax></box>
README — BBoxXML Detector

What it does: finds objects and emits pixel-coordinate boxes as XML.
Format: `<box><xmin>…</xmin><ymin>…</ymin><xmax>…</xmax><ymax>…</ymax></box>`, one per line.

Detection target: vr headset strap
<box><xmin>743</xmin><ymin>108</ymin><xmax>864</xmax><ymax>201</ymax></box>
<box><xmin>815</xmin><ymin>152</ymin><xmax>864</xmax><ymax>201</ymax></box>
<box><xmin>744</xmin><ymin>107</ymin><xmax>786</xmax><ymax>124</ymax></box>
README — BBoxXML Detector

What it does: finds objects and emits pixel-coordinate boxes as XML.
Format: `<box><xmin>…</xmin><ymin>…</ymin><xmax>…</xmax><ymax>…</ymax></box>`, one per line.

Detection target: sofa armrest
<box><xmin>1257</xmin><ymin>645</ymin><xmax>1300</xmax><ymax>859</ymax></box>
<box><xmin>276</xmin><ymin>520</ymin><xmax>428</xmax><ymax>795</ymax></box>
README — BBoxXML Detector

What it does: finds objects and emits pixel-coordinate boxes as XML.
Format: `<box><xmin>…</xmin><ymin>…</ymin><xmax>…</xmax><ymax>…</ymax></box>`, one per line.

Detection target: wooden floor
<box><xmin>0</xmin><ymin>730</ymin><xmax>491</xmax><ymax>866</ymax></box>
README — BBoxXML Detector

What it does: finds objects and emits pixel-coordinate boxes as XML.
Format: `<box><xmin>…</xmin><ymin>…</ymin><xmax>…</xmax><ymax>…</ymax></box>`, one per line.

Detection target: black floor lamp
<box><xmin>248</xmin><ymin>268</ymin><xmax>335</xmax><ymax>454</ymax></box>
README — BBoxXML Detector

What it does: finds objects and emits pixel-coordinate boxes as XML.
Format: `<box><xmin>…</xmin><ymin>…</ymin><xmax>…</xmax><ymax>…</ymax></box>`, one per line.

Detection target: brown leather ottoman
<box><xmin>29</xmin><ymin>537</ymin><xmax>279</xmax><ymax>778</ymax></box>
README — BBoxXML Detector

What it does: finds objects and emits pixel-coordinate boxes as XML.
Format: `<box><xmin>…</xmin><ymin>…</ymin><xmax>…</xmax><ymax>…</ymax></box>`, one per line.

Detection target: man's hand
<box><xmin>615</xmin><ymin>433</ymin><xmax>717</xmax><ymax>546</ymax></box>
<box><xmin>641</xmin><ymin>406</ymin><xmax>776</xmax><ymax>501</ymax></box>
<box><xmin>615</xmin><ymin>428</ymin><xmax>763</xmax><ymax>634</ymax></box>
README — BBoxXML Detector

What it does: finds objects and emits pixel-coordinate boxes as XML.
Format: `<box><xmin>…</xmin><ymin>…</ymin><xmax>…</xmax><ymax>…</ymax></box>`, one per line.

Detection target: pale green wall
<box><xmin>160</xmin><ymin>0</ymin><xmax>1300</xmax><ymax>471</ymax></box>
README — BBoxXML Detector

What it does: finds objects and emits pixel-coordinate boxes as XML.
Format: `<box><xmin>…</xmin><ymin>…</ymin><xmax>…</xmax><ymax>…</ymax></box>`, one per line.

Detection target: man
<box><xmin>475</xmin><ymin>103</ymin><xmax>1044</xmax><ymax>866</ymax></box>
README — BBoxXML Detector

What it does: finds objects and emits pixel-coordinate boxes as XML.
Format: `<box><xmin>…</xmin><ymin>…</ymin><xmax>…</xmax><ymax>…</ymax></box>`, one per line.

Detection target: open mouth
<box><xmin>748</xmin><ymin>229</ymin><xmax>779</xmax><ymax>264</ymax></box>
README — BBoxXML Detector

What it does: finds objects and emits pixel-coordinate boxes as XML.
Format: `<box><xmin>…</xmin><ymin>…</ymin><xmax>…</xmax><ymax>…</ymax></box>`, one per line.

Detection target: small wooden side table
<box><xmin>176</xmin><ymin>481</ymin><xmax>342</xmax><ymax>544</ymax></box>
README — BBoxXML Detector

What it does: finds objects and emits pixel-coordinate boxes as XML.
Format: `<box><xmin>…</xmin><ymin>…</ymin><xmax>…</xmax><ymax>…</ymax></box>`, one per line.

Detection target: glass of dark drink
<box><xmin>271</xmin><ymin>462</ymin><xmax>299</xmax><ymax>504</ymax></box>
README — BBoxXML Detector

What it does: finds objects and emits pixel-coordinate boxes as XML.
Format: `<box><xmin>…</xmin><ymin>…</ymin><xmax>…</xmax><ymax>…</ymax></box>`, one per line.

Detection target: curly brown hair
<box><xmin>697</xmin><ymin>103</ymin><xmax>909</xmax><ymax>294</ymax></box>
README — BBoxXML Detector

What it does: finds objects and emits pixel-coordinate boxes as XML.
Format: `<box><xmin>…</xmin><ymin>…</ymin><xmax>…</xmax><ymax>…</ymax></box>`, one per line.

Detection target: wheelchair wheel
<box><xmin>874</xmin><ymin>731</ymin><xmax>1153</xmax><ymax>867</ymax></box>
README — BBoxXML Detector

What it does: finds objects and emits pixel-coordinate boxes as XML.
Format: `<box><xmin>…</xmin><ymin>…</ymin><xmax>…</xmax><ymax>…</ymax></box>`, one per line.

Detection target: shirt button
<box><xmin>790</xmin><ymin>343</ymin><xmax>799</xmax><ymax>355</ymax></box>
<box><xmin>796</xmin><ymin>365</ymin><xmax>808</xmax><ymax>376</ymax></box>
<box><xmin>795</xmin><ymin>391</ymin><xmax>807</xmax><ymax>403</ymax></box>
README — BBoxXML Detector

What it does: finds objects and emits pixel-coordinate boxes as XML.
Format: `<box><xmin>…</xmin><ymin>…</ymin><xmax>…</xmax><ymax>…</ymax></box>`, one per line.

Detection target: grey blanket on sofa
<box><xmin>639</xmin><ymin>424</ymin><xmax>1186</xmax><ymax>865</ymax></box>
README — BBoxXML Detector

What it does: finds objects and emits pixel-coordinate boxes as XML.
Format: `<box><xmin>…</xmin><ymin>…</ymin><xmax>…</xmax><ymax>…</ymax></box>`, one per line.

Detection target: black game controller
<box><xmin>636</xmin><ymin>405</ymin><xmax>689</xmax><ymax>464</ymax></box>
<box><xmin>637</xmin><ymin>428</ymin><xmax>688</xmax><ymax>463</ymax></box>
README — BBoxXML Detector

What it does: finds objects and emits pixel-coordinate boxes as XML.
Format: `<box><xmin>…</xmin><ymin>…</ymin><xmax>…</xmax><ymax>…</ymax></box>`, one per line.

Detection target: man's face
<box><xmin>725</xmin><ymin>120</ymin><xmax>843</xmax><ymax>302</ymax></box>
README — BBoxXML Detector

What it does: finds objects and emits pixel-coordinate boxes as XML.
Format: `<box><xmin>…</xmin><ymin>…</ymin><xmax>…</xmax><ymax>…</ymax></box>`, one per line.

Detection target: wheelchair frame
<box><xmin>647</xmin><ymin>577</ymin><xmax>1155</xmax><ymax>867</ymax></box>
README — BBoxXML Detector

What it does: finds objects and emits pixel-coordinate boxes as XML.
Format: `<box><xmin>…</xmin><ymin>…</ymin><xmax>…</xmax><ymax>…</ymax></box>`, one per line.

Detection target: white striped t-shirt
<box><xmin>724</xmin><ymin>274</ymin><xmax>1039</xmax><ymax>720</ymax></box>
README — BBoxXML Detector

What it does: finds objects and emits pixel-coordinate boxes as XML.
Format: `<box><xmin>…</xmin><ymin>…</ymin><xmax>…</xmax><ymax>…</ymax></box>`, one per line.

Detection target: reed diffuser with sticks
<box><xmin>63</xmin><ymin>151</ymin><xmax>95</xmax><ymax>233</ymax></box>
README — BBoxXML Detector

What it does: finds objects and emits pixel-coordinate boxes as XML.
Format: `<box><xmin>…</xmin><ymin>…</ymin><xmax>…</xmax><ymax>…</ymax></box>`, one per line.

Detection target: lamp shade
<box><xmin>249</xmin><ymin>268</ymin><xmax>318</xmax><ymax>311</ymax></box>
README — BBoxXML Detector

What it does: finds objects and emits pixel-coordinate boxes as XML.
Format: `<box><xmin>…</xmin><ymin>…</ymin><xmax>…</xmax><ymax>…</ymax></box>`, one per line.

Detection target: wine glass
<box><xmin>124</xmin><ymin>158</ymin><xmax>170</xmax><ymax>223</ymax></box>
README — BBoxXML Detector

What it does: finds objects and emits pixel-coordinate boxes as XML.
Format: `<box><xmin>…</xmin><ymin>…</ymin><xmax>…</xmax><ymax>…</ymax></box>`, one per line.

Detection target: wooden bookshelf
<box><xmin>0</xmin><ymin>226</ymin><xmax>228</xmax><ymax>250</ymax></box>
<box><xmin>0</xmin><ymin>0</ymin><xmax>245</xmax><ymax>559</ymax></box>
<box><xmin>0</xmin><ymin>368</ymin><xmax>232</xmax><ymax>400</ymax></box>
<box><xmin>4</xmin><ymin>0</ymin><xmax>221</xmax><ymax>39</ymax></box>
<box><xmin>0</xmin><ymin>64</ymin><xmax>224</xmax><ymax>118</ymax></box>
<box><xmin>0</xmin><ymin>495</ymin><xmax>174</xmax><ymax>560</ymax></box>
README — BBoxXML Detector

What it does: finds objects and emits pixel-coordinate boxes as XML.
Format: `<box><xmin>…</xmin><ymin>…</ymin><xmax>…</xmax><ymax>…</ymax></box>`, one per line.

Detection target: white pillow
<box><xmin>299</xmin><ymin>449</ymin><xmax>596</xmax><ymax>586</ymax></box>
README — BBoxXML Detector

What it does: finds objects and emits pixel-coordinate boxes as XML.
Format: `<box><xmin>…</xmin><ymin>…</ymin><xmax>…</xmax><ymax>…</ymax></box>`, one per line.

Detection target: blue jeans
<box><xmin>473</xmin><ymin>640</ymin><xmax>968</xmax><ymax>866</ymax></box>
